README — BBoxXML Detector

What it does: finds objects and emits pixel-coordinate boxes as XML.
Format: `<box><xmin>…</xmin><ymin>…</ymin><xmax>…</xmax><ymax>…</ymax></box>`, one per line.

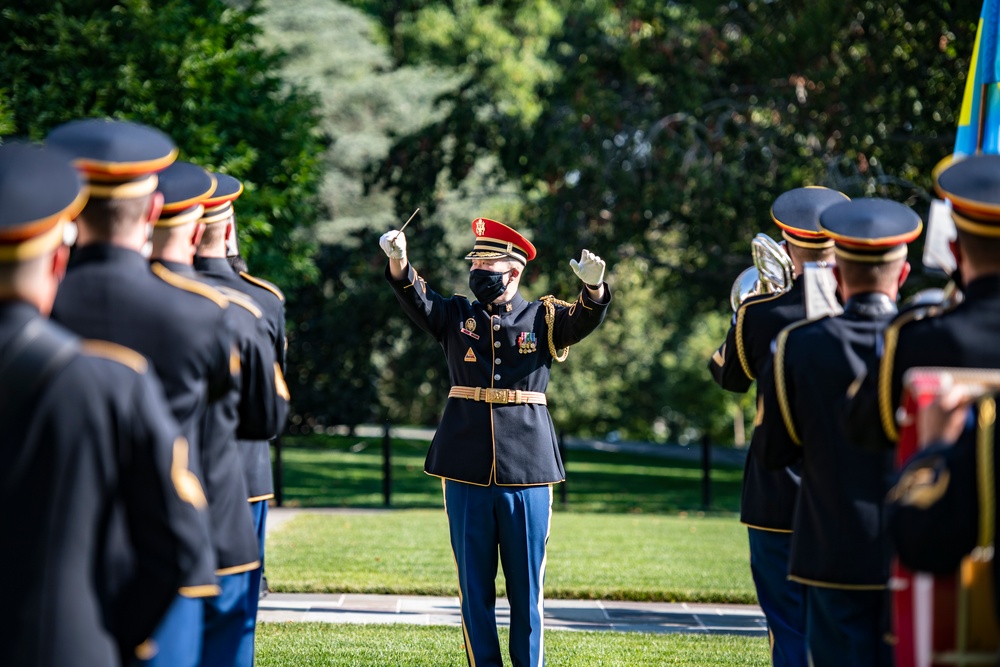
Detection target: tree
<box><xmin>0</xmin><ymin>0</ymin><xmax>327</xmax><ymax>288</ymax></box>
<box><xmin>339</xmin><ymin>0</ymin><xmax>975</xmax><ymax>441</ymax></box>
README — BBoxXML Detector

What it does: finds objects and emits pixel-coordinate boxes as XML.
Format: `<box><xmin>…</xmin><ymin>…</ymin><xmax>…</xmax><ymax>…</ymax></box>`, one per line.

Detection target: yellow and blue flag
<box><xmin>956</xmin><ymin>0</ymin><xmax>1000</xmax><ymax>154</ymax></box>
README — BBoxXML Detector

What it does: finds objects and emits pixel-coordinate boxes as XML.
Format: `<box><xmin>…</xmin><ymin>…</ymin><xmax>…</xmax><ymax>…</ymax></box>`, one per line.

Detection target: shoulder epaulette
<box><xmin>734</xmin><ymin>291</ymin><xmax>785</xmax><ymax>381</ymax></box>
<box><xmin>239</xmin><ymin>271</ymin><xmax>285</xmax><ymax>302</ymax></box>
<box><xmin>774</xmin><ymin>317</ymin><xmax>815</xmax><ymax>446</ymax></box>
<box><xmin>215</xmin><ymin>285</ymin><xmax>263</xmax><ymax>319</ymax></box>
<box><xmin>878</xmin><ymin>302</ymin><xmax>958</xmax><ymax>442</ymax></box>
<box><xmin>151</xmin><ymin>263</ymin><xmax>228</xmax><ymax>310</ymax></box>
<box><xmin>80</xmin><ymin>339</ymin><xmax>148</xmax><ymax>374</ymax></box>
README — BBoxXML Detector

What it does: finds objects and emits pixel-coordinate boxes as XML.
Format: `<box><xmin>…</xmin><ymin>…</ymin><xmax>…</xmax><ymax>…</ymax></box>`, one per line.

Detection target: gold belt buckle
<box><xmin>485</xmin><ymin>388</ymin><xmax>510</xmax><ymax>404</ymax></box>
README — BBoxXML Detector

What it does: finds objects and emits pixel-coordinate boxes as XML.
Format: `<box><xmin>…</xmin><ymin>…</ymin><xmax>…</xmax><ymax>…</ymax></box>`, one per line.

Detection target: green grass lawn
<box><xmin>277</xmin><ymin>434</ymin><xmax>743</xmax><ymax>514</ymax></box>
<box><xmin>268</xmin><ymin>510</ymin><xmax>755</xmax><ymax>603</ymax></box>
<box><xmin>256</xmin><ymin>623</ymin><xmax>770</xmax><ymax>666</ymax></box>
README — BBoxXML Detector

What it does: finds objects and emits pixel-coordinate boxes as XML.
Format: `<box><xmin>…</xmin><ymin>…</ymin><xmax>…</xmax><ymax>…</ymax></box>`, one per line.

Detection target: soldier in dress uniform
<box><xmin>193</xmin><ymin>174</ymin><xmax>289</xmax><ymax>666</ymax></box>
<box><xmin>45</xmin><ymin>118</ymin><xmax>241</xmax><ymax>667</ymax></box>
<box><xmin>846</xmin><ymin>154</ymin><xmax>1000</xmax><ymax>451</ymax></box>
<box><xmin>0</xmin><ymin>141</ymin><xmax>213</xmax><ymax>666</ymax></box>
<box><xmin>380</xmin><ymin>218</ymin><xmax>611</xmax><ymax>667</ymax></box>
<box><xmin>709</xmin><ymin>186</ymin><xmax>848</xmax><ymax>667</ymax></box>
<box><xmin>758</xmin><ymin>198</ymin><xmax>921</xmax><ymax>667</ymax></box>
<box><xmin>152</xmin><ymin>161</ymin><xmax>288</xmax><ymax>666</ymax></box>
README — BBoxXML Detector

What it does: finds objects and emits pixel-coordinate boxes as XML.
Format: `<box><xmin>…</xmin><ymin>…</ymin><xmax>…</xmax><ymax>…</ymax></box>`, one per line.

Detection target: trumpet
<box><xmin>730</xmin><ymin>233</ymin><xmax>795</xmax><ymax>311</ymax></box>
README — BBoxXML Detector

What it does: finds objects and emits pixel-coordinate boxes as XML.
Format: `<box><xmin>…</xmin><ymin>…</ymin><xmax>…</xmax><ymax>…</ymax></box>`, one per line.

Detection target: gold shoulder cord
<box><xmin>541</xmin><ymin>295</ymin><xmax>574</xmax><ymax>363</ymax></box>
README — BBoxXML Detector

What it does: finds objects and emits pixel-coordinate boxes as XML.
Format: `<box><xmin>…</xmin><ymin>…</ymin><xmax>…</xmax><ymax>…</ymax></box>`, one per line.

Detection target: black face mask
<box><xmin>469</xmin><ymin>268</ymin><xmax>511</xmax><ymax>304</ymax></box>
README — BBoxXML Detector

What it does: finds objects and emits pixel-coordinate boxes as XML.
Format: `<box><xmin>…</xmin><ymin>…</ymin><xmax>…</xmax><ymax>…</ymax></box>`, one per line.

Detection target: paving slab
<box><xmin>258</xmin><ymin>593</ymin><xmax>766</xmax><ymax>636</ymax></box>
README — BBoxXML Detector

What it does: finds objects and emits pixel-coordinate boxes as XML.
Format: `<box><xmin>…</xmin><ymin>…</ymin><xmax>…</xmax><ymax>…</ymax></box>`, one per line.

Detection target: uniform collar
<box><xmin>152</xmin><ymin>258</ymin><xmax>195</xmax><ymax>275</ymax></box>
<box><xmin>70</xmin><ymin>243</ymin><xmax>148</xmax><ymax>270</ymax></box>
<box><xmin>844</xmin><ymin>292</ymin><xmax>897</xmax><ymax>318</ymax></box>
<box><xmin>485</xmin><ymin>292</ymin><xmax>526</xmax><ymax>315</ymax></box>
<box><xmin>963</xmin><ymin>274</ymin><xmax>1000</xmax><ymax>302</ymax></box>
<box><xmin>193</xmin><ymin>255</ymin><xmax>232</xmax><ymax>276</ymax></box>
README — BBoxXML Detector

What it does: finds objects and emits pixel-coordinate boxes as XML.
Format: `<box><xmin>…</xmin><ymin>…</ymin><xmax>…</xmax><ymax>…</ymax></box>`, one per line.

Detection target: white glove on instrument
<box><xmin>379</xmin><ymin>230</ymin><xmax>407</xmax><ymax>260</ymax></box>
<box><xmin>570</xmin><ymin>249</ymin><xmax>606</xmax><ymax>286</ymax></box>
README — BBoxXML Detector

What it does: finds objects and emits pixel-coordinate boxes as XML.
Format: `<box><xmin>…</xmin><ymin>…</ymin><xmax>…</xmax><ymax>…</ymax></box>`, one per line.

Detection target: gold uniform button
<box><xmin>494</xmin><ymin>341</ymin><xmax>501</xmax><ymax>348</ymax></box>
<box><xmin>493</xmin><ymin>324</ymin><xmax>500</xmax><ymax>331</ymax></box>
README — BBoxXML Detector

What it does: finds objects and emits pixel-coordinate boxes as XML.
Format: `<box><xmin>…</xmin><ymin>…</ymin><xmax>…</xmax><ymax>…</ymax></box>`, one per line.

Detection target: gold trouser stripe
<box><xmin>448</xmin><ymin>386</ymin><xmax>547</xmax><ymax>405</ymax></box>
<box><xmin>442</xmin><ymin>479</ymin><xmax>477</xmax><ymax>667</ymax></box>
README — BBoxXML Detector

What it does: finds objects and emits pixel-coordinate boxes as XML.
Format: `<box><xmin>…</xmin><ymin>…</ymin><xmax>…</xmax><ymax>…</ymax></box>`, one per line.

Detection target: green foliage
<box><xmin>0</xmin><ymin>0</ymin><xmax>327</xmax><ymax>287</ymax></box>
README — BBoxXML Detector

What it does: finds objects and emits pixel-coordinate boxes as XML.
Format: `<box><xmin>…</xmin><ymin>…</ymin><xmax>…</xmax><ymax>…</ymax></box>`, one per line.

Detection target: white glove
<box><xmin>379</xmin><ymin>230</ymin><xmax>407</xmax><ymax>260</ymax></box>
<box><xmin>570</xmin><ymin>249</ymin><xmax>606</xmax><ymax>286</ymax></box>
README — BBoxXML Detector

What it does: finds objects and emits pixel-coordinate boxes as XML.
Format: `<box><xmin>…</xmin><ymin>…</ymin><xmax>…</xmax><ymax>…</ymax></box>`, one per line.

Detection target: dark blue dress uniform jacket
<box><xmin>195</xmin><ymin>256</ymin><xmax>289</xmax><ymax>501</ymax></box>
<box><xmin>387</xmin><ymin>264</ymin><xmax>611</xmax><ymax>486</ymax></box>
<box><xmin>758</xmin><ymin>294</ymin><xmax>898</xmax><ymax>588</ymax></box>
<box><xmin>0</xmin><ymin>302</ymin><xmax>212</xmax><ymax>667</ymax></box>
<box><xmin>708</xmin><ymin>280</ymin><xmax>805</xmax><ymax>532</ymax></box>
<box><xmin>847</xmin><ymin>275</ymin><xmax>1000</xmax><ymax>451</ymax></box>
<box><xmin>158</xmin><ymin>260</ymin><xmax>287</xmax><ymax>570</ymax></box>
<box><xmin>52</xmin><ymin>244</ymin><xmax>242</xmax><ymax>586</ymax></box>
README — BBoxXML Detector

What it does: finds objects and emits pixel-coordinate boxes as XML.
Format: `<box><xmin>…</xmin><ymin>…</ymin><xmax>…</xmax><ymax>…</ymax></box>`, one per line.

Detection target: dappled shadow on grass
<box><xmin>278</xmin><ymin>435</ymin><xmax>743</xmax><ymax>514</ymax></box>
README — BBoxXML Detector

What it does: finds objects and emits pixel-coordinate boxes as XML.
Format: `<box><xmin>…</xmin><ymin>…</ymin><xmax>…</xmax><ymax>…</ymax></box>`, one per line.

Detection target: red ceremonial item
<box><xmin>893</xmin><ymin>368</ymin><xmax>1000</xmax><ymax>667</ymax></box>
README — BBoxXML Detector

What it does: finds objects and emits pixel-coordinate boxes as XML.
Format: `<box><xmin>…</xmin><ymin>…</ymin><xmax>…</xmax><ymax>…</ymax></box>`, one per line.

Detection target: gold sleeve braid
<box><xmin>540</xmin><ymin>295</ymin><xmax>574</xmax><ymax>363</ymax></box>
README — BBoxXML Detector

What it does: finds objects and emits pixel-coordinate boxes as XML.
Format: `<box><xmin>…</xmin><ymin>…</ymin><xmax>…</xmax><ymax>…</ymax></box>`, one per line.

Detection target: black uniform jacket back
<box><xmin>52</xmin><ymin>244</ymin><xmax>238</xmax><ymax>587</ymax></box>
<box><xmin>158</xmin><ymin>260</ymin><xmax>271</xmax><ymax>571</ymax></box>
<box><xmin>759</xmin><ymin>294</ymin><xmax>898</xmax><ymax>587</ymax></box>
<box><xmin>708</xmin><ymin>280</ymin><xmax>805</xmax><ymax>531</ymax></box>
<box><xmin>853</xmin><ymin>275</ymin><xmax>1000</xmax><ymax>450</ymax></box>
<box><xmin>195</xmin><ymin>256</ymin><xmax>289</xmax><ymax>500</ymax></box>
<box><xmin>388</xmin><ymin>264</ymin><xmax>611</xmax><ymax>486</ymax></box>
<box><xmin>0</xmin><ymin>302</ymin><xmax>212</xmax><ymax>667</ymax></box>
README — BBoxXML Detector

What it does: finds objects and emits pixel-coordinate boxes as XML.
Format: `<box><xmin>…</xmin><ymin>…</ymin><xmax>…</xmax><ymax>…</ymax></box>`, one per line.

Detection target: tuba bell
<box><xmin>730</xmin><ymin>233</ymin><xmax>795</xmax><ymax>311</ymax></box>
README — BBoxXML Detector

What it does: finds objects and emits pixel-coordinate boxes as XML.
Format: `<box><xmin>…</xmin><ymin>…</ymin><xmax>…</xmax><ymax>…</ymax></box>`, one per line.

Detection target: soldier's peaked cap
<box><xmin>45</xmin><ymin>118</ymin><xmax>177</xmax><ymax>200</ymax></box>
<box><xmin>200</xmin><ymin>173</ymin><xmax>243</xmax><ymax>225</ymax></box>
<box><xmin>818</xmin><ymin>198</ymin><xmax>922</xmax><ymax>262</ymax></box>
<box><xmin>464</xmin><ymin>218</ymin><xmax>536</xmax><ymax>264</ymax></box>
<box><xmin>0</xmin><ymin>142</ymin><xmax>87</xmax><ymax>263</ymax></box>
<box><xmin>934</xmin><ymin>154</ymin><xmax>1000</xmax><ymax>237</ymax></box>
<box><xmin>155</xmin><ymin>161</ymin><xmax>216</xmax><ymax>228</ymax></box>
<box><xmin>771</xmin><ymin>186</ymin><xmax>850</xmax><ymax>249</ymax></box>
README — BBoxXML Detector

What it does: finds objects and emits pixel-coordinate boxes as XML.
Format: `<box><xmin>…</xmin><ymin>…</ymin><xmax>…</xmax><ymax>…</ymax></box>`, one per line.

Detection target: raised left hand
<box><xmin>570</xmin><ymin>249</ymin><xmax>606</xmax><ymax>286</ymax></box>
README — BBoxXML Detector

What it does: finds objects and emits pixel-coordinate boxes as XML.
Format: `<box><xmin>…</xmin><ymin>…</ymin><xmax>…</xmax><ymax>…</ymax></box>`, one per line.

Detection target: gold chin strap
<box><xmin>540</xmin><ymin>295</ymin><xmax>573</xmax><ymax>362</ymax></box>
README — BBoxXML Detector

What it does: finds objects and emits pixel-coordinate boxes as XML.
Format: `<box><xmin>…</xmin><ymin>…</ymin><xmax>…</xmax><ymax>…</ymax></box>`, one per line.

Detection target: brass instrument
<box><xmin>730</xmin><ymin>233</ymin><xmax>795</xmax><ymax>311</ymax></box>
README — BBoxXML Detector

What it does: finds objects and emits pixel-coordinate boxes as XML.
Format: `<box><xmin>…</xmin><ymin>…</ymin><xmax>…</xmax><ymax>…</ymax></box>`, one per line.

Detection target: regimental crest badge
<box><xmin>465</xmin><ymin>318</ymin><xmax>476</xmax><ymax>332</ymax></box>
<box><xmin>517</xmin><ymin>331</ymin><xmax>537</xmax><ymax>354</ymax></box>
<box><xmin>475</xmin><ymin>219</ymin><xmax>486</xmax><ymax>236</ymax></box>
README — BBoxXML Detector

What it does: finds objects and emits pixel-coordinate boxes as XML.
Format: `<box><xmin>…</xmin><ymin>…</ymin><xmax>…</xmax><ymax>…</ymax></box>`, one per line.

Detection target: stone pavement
<box><xmin>257</xmin><ymin>593</ymin><xmax>766</xmax><ymax>636</ymax></box>
<box><xmin>261</xmin><ymin>508</ymin><xmax>766</xmax><ymax>636</ymax></box>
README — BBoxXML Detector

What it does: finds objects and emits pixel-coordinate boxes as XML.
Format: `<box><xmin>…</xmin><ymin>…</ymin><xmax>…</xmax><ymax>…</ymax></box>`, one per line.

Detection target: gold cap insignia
<box><xmin>475</xmin><ymin>219</ymin><xmax>486</xmax><ymax>236</ymax></box>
